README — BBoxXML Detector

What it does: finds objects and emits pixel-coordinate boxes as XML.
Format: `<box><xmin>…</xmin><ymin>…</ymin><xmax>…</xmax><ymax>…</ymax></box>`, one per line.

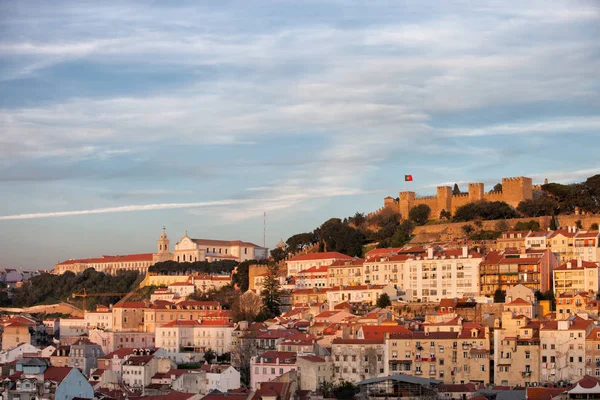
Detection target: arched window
<box><xmin>177</xmin><ymin>256</ymin><xmax>180</xmax><ymax>262</ymax></box>
<box><xmin>183</xmin><ymin>254</ymin><xmax>186</xmax><ymax>261</ymax></box>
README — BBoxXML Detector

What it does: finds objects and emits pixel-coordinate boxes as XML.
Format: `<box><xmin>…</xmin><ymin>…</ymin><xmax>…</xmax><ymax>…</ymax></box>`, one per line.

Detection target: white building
<box><xmin>574</xmin><ymin>231</ymin><xmax>600</xmax><ymax>262</ymax></box>
<box><xmin>554</xmin><ymin>259</ymin><xmax>600</xmax><ymax>296</ymax></box>
<box><xmin>155</xmin><ymin>320</ymin><xmax>235</xmax><ymax>363</ymax></box>
<box><xmin>168</xmin><ymin>282</ymin><xmax>196</xmax><ymax>298</ymax></box>
<box><xmin>205</xmin><ymin>365</ymin><xmax>241</xmax><ymax>393</ymax></box>
<box><xmin>250</xmin><ymin>350</ymin><xmax>297</xmax><ymax>390</ymax></box>
<box><xmin>0</xmin><ymin>343</ymin><xmax>39</xmax><ymax>364</ymax></box>
<box><xmin>286</xmin><ymin>252</ymin><xmax>353</xmax><ymax>277</ymax></box>
<box><xmin>539</xmin><ymin>317</ymin><xmax>594</xmax><ymax>383</ymax></box>
<box><xmin>84</xmin><ymin>307</ymin><xmax>113</xmax><ymax>330</ymax></box>
<box><xmin>326</xmin><ymin>284</ymin><xmax>396</xmax><ymax>310</ymax></box>
<box><xmin>295</xmin><ymin>266</ymin><xmax>328</xmax><ymax>289</ymax></box>
<box><xmin>402</xmin><ymin>247</ymin><xmax>482</xmax><ymax>302</ymax></box>
<box><xmin>59</xmin><ymin>317</ymin><xmax>88</xmax><ymax>338</ymax></box>
<box><xmin>174</xmin><ymin>235</ymin><xmax>267</xmax><ymax>263</ymax></box>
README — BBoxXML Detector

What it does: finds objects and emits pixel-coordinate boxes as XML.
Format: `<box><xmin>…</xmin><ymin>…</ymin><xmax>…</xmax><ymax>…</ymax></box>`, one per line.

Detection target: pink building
<box><xmin>89</xmin><ymin>329</ymin><xmax>155</xmax><ymax>354</ymax></box>
<box><xmin>250</xmin><ymin>350</ymin><xmax>297</xmax><ymax>389</ymax></box>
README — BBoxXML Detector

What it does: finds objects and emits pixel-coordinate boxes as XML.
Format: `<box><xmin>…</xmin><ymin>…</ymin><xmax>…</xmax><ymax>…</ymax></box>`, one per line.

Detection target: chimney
<box><xmin>567</xmin><ymin>262</ymin><xmax>572</xmax><ymax>269</ymax></box>
<box><xmin>578</xmin><ymin>259</ymin><xmax>583</xmax><ymax>268</ymax></box>
<box><xmin>462</xmin><ymin>246</ymin><xmax>468</xmax><ymax>258</ymax></box>
<box><xmin>427</xmin><ymin>247</ymin><xmax>434</xmax><ymax>259</ymax></box>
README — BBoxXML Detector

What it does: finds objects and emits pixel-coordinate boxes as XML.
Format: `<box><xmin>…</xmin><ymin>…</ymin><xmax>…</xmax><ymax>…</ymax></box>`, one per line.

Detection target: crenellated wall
<box><xmin>384</xmin><ymin>176</ymin><xmax>534</xmax><ymax>220</ymax></box>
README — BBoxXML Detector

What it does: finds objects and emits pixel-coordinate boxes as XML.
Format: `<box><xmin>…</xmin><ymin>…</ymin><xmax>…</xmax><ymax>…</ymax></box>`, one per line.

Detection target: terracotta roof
<box><xmin>332</xmin><ymin>338</ymin><xmax>384</xmax><ymax>345</ymax></box>
<box><xmin>189</xmin><ymin>238</ymin><xmax>262</xmax><ymax>248</ymax></box>
<box><xmin>288</xmin><ymin>252</ymin><xmax>353</xmax><ymax>262</ymax></box>
<box><xmin>576</xmin><ymin>231</ymin><xmax>600</xmax><ymax>238</ymax></box>
<box><xmin>159</xmin><ymin>320</ymin><xmax>202</xmax><ymax>328</ymax></box>
<box><xmin>298</xmin><ymin>265</ymin><xmax>329</xmax><ymax>274</ymax></box>
<box><xmin>255</xmin><ymin>351</ymin><xmax>297</xmax><ymax>363</ymax></box>
<box><xmin>498</xmin><ymin>257</ymin><xmax>541</xmax><ymax>265</ymax></box>
<box><xmin>361</xmin><ymin>325</ymin><xmax>411</xmax><ymax>339</ymax></box>
<box><xmin>169</xmin><ymin>282</ymin><xmax>195</xmax><ymax>286</ymax></box>
<box><xmin>298</xmin><ymin>355</ymin><xmax>326</xmax><ymax>362</ymax></box>
<box><xmin>549</xmin><ymin>229</ymin><xmax>576</xmax><ymax>238</ymax></box>
<box><xmin>112</xmin><ymin>302</ymin><xmax>146</xmax><ymax>309</ymax></box>
<box><xmin>541</xmin><ymin>316</ymin><xmax>594</xmax><ymax>331</ymax></box>
<box><xmin>43</xmin><ymin>367</ymin><xmax>73</xmax><ymax>382</ymax></box>
<box><xmin>57</xmin><ymin>253</ymin><xmax>153</xmax><ymax>265</ymax></box>
<box><xmin>329</xmin><ymin>284</ymin><xmax>387</xmax><ymax>291</ymax></box>
<box><xmin>555</xmin><ymin>259</ymin><xmax>599</xmax><ymax>270</ymax></box>
<box><xmin>506</xmin><ymin>297</ymin><xmax>532</xmax><ymax>306</ymax></box>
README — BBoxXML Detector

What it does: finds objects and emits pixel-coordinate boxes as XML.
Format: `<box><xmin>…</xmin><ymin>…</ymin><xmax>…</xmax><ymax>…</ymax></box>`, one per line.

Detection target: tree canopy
<box><xmin>315</xmin><ymin>218</ymin><xmax>365</xmax><ymax>257</ymax></box>
<box><xmin>453</xmin><ymin>201</ymin><xmax>518</xmax><ymax>222</ymax></box>
<box><xmin>514</xmin><ymin>220</ymin><xmax>540</xmax><ymax>231</ymax></box>
<box><xmin>517</xmin><ymin>197</ymin><xmax>558</xmax><ymax>217</ymax></box>
<box><xmin>286</xmin><ymin>233</ymin><xmax>317</xmax><ymax>253</ymax></box>
<box><xmin>261</xmin><ymin>263</ymin><xmax>282</xmax><ymax>317</ymax></box>
<box><xmin>376</xmin><ymin>293</ymin><xmax>392</xmax><ymax>308</ymax></box>
<box><xmin>149</xmin><ymin>260</ymin><xmax>238</xmax><ymax>275</ymax></box>
<box><xmin>409</xmin><ymin>204</ymin><xmax>431</xmax><ymax>225</ymax></box>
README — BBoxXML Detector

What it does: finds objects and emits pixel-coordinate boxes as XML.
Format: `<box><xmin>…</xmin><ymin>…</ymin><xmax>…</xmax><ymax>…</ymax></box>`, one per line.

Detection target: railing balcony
<box><xmin>522</xmin><ymin>371</ymin><xmax>531</xmax><ymax>377</ymax></box>
<box><xmin>415</xmin><ymin>371</ymin><xmax>422</xmax><ymax>375</ymax></box>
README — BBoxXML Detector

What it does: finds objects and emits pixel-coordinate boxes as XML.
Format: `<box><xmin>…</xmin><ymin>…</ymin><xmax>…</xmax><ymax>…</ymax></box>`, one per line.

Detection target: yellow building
<box><xmin>553</xmin><ymin>259</ymin><xmax>600</xmax><ymax>296</ymax></box>
<box><xmin>327</xmin><ymin>258</ymin><xmax>365</xmax><ymax>287</ymax></box>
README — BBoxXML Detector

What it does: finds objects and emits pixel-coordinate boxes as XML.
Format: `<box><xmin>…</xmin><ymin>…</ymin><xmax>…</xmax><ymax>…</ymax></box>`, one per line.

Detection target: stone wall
<box><xmin>383</xmin><ymin>176</ymin><xmax>534</xmax><ymax>220</ymax></box>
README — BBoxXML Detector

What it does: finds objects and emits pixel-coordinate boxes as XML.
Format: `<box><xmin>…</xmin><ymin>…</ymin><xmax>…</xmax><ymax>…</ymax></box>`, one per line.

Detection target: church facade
<box><xmin>54</xmin><ymin>229</ymin><xmax>268</xmax><ymax>275</ymax></box>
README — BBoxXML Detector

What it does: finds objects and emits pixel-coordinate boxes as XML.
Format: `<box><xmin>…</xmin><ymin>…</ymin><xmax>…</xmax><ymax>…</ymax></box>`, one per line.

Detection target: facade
<box><xmin>331</xmin><ymin>338</ymin><xmax>386</xmax><ymax>383</ymax></box>
<box><xmin>296</xmin><ymin>355</ymin><xmax>334</xmax><ymax>391</ymax></box>
<box><xmin>480</xmin><ymin>249</ymin><xmax>556</xmax><ymax>296</ymax></box>
<box><xmin>173</xmin><ymin>235</ymin><xmax>267</xmax><ymax>263</ymax></box>
<box><xmin>363</xmin><ymin>255</ymin><xmax>409</xmax><ymax>286</ymax></box>
<box><xmin>556</xmin><ymin>292</ymin><xmax>590</xmax><ymax>319</ymax></box>
<box><xmin>548</xmin><ymin>228</ymin><xmax>577</xmax><ymax>263</ymax></box>
<box><xmin>382</xmin><ymin>176</ymin><xmax>533</xmax><ymax>219</ymax></box>
<box><xmin>286</xmin><ymin>252</ymin><xmax>353</xmax><ymax>277</ymax></box>
<box><xmin>504</xmin><ymin>298</ymin><xmax>534</xmax><ymax>319</ymax></box>
<box><xmin>539</xmin><ymin>317</ymin><xmax>594</xmax><ymax>383</ymax></box>
<box><xmin>295</xmin><ymin>266</ymin><xmax>329</xmax><ymax>288</ymax></box>
<box><xmin>574</xmin><ymin>231</ymin><xmax>600</xmax><ymax>262</ymax></box>
<box><xmin>554</xmin><ymin>259</ymin><xmax>600</xmax><ymax>296</ymax></box>
<box><xmin>326</xmin><ymin>284</ymin><xmax>396</xmax><ymax>310</ymax></box>
<box><xmin>327</xmin><ymin>259</ymin><xmax>365</xmax><ymax>287</ymax></box>
<box><xmin>250</xmin><ymin>351</ymin><xmax>297</xmax><ymax>389</ymax></box>
<box><xmin>84</xmin><ymin>307</ymin><xmax>113</xmax><ymax>331</ymax></box>
<box><xmin>55</xmin><ymin>253</ymin><xmax>154</xmax><ymax>275</ymax></box>
<box><xmin>67</xmin><ymin>338</ymin><xmax>103</xmax><ymax>377</ymax></box>
<box><xmin>402</xmin><ymin>247</ymin><xmax>482</xmax><ymax>302</ymax></box>
<box><xmin>143</xmin><ymin>300</ymin><xmax>221</xmax><ymax>333</ymax></box>
<box><xmin>1</xmin><ymin>322</ymin><xmax>32</xmax><ymax>350</ymax></box>
<box><xmin>495</xmin><ymin>231</ymin><xmax>529</xmax><ymax>251</ymax></box>
<box><xmin>88</xmin><ymin>329</ymin><xmax>156</xmax><ymax>354</ymax></box>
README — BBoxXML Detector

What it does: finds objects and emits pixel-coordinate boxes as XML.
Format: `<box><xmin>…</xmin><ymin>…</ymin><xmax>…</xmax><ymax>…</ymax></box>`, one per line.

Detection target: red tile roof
<box><xmin>288</xmin><ymin>252</ymin><xmax>353</xmax><ymax>262</ymax></box>
<box><xmin>57</xmin><ymin>253</ymin><xmax>153</xmax><ymax>265</ymax></box>
<box><xmin>43</xmin><ymin>367</ymin><xmax>73</xmax><ymax>382</ymax></box>
<box><xmin>332</xmin><ymin>338</ymin><xmax>384</xmax><ymax>345</ymax></box>
<box><xmin>190</xmin><ymin>238</ymin><xmax>262</xmax><ymax>248</ymax></box>
<box><xmin>159</xmin><ymin>320</ymin><xmax>202</xmax><ymax>328</ymax></box>
<box><xmin>112</xmin><ymin>302</ymin><xmax>146</xmax><ymax>309</ymax></box>
<box><xmin>555</xmin><ymin>259</ymin><xmax>599</xmax><ymax>270</ymax></box>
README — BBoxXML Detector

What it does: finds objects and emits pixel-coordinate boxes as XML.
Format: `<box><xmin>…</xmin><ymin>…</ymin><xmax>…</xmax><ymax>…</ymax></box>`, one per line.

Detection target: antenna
<box><xmin>263</xmin><ymin>211</ymin><xmax>266</xmax><ymax>248</ymax></box>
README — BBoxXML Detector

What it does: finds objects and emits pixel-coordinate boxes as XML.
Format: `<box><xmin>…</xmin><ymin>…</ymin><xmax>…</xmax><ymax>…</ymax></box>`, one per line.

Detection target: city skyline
<box><xmin>1</xmin><ymin>0</ymin><xmax>599</xmax><ymax>269</ymax></box>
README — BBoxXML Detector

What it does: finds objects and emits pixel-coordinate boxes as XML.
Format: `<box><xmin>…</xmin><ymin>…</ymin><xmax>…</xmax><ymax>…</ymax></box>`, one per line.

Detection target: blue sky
<box><xmin>1</xmin><ymin>0</ymin><xmax>599</xmax><ymax>270</ymax></box>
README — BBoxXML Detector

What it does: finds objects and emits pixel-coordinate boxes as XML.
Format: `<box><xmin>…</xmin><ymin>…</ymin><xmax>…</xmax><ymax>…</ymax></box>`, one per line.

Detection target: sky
<box><xmin>1</xmin><ymin>0</ymin><xmax>599</xmax><ymax>270</ymax></box>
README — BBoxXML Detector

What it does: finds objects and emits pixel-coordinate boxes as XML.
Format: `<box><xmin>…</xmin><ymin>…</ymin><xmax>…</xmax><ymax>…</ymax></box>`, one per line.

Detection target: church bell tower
<box><xmin>153</xmin><ymin>227</ymin><xmax>172</xmax><ymax>263</ymax></box>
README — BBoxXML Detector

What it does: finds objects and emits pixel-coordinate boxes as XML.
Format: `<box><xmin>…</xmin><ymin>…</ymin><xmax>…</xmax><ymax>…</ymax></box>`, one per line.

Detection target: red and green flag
<box><xmin>405</xmin><ymin>174</ymin><xmax>413</xmax><ymax>182</ymax></box>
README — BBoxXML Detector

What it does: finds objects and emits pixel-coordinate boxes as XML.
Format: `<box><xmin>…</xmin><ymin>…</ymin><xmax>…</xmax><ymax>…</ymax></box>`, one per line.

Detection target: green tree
<box><xmin>348</xmin><ymin>212</ymin><xmax>366</xmax><ymax>227</ymax></box>
<box><xmin>453</xmin><ymin>183</ymin><xmax>461</xmax><ymax>195</ymax></box>
<box><xmin>204</xmin><ymin>349</ymin><xmax>216</xmax><ymax>364</ymax></box>
<box><xmin>461</xmin><ymin>224</ymin><xmax>474</xmax><ymax>235</ymax></box>
<box><xmin>232</xmin><ymin>260</ymin><xmax>264</xmax><ymax>293</ymax></box>
<box><xmin>514</xmin><ymin>220</ymin><xmax>541</xmax><ymax>231</ymax></box>
<box><xmin>474</xmin><ymin>219</ymin><xmax>483</xmax><ymax>229</ymax></box>
<box><xmin>439</xmin><ymin>209</ymin><xmax>452</xmax><ymax>220</ymax></box>
<box><xmin>576</xmin><ymin>220</ymin><xmax>583</xmax><ymax>229</ymax></box>
<box><xmin>494</xmin><ymin>289</ymin><xmax>506</xmax><ymax>303</ymax></box>
<box><xmin>261</xmin><ymin>263</ymin><xmax>281</xmax><ymax>317</ymax></box>
<box><xmin>332</xmin><ymin>381</ymin><xmax>359</xmax><ymax>400</ymax></box>
<box><xmin>388</xmin><ymin>220</ymin><xmax>414</xmax><ymax>247</ymax></box>
<box><xmin>286</xmin><ymin>233</ymin><xmax>316</xmax><ymax>253</ymax></box>
<box><xmin>376</xmin><ymin>293</ymin><xmax>391</xmax><ymax>308</ymax></box>
<box><xmin>453</xmin><ymin>201</ymin><xmax>518</xmax><ymax>222</ymax></box>
<box><xmin>495</xmin><ymin>220</ymin><xmax>510</xmax><ymax>232</ymax></box>
<box><xmin>270</xmin><ymin>247</ymin><xmax>287</xmax><ymax>263</ymax></box>
<box><xmin>409</xmin><ymin>204</ymin><xmax>431</xmax><ymax>225</ymax></box>
<box><xmin>550</xmin><ymin>216</ymin><xmax>558</xmax><ymax>230</ymax></box>
<box><xmin>591</xmin><ymin>223</ymin><xmax>599</xmax><ymax>231</ymax></box>
<box><xmin>493</xmin><ymin>183</ymin><xmax>503</xmax><ymax>192</ymax></box>
<box><xmin>315</xmin><ymin>218</ymin><xmax>365</xmax><ymax>257</ymax></box>
<box><xmin>517</xmin><ymin>197</ymin><xmax>558</xmax><ymax>217</ymax></box>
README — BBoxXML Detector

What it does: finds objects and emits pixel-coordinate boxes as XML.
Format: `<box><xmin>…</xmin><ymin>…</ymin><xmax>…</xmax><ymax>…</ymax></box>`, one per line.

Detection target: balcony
<box><xmin>522</xmin><ymin>371</ymin><xmax>531</xmax><ymax>377</ymax></box>
<box><xmin>415</xmin><ymin>371</ymin><xmax>423</xmax><ymax>375</ymax></box>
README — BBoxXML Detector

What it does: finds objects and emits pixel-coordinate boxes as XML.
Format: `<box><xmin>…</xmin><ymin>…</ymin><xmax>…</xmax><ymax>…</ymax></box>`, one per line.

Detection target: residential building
<box><xmin>403</xmin><ymin>247</ymin><xmax>482</xmax><ymax>302</ymax></box>
<box><xmin>286</xmin><ymin>252</ymin><xmax>353</xmax><ymax>277</ymax></box>
<box><xmin>0</xmin><ymin>343</ymin><xmax>40</xmax><ymax>364</ymax></box>
<box><xmin>585</xmin><ymin>327</ymin><xmax>600</xmax><ymax>377</ymax></box>
<box><xmin>326</xmin><ymin>284</ymin><xmax>396</xmax><ymax>310</ymax></box>
<box><xmin>556</xmin><ymin>292</ymin><xmax>590</xmax><ymax>318</ymax></box>
<box><xmin>55</xmin><ymin>253</ymin><xmax>154</xmax><ymax>275</ymax></box>
<box><xmin>554</xmin><ymin>259</ymin><xmax>600</xmax><ymax>296</ymax></box>
<box><xmin>122</xmin><ymin>354</ymin><xmax>173</xmax><ymax>389</ymax></box>
<box><xmin>327</xmin><ymin>258</ymin><xmax>365</xmax><ymax>287</ymax></box>
<box><xmin>67</xmin><ymin>338</ymin><xmax>103</xmax><ymax>377</ymax></box>
<box><xmin>504</xmin><ymin>298</ymin><xmax>534</xmax><ymax>319</ymax></box>
<box><xmin>539</xmin><ymin>316</ymin><xmax>594</xmax><ymax>383</ymax></box>
<box><xmin>297</xmin><ymin>355</ymin><xmax>334</xmax><ymax>391</ymax></box>
<box><xmin>1</xmin><ymin>322</ymin><xmax>32</xmax><ymax>350</ymax></box>
<box><xmin>495</xmin><ymin>231</ymin><xmax>530</xmax><ymax>251</ymax></box>
<box><xmin>363</xmin><ymin>255</ymin><xmax>410</xmax><ymax>286</ymax></box>
<box><xmin>1</xmin><ymin>359</ymin><xmax>94</xmax><ymax>400</ymax></box>
<box><xmin>296</xmin><ymin>266</ymin><xmax>329</xmax><ymax>288</ymax></box>
<box><xmin>84</xmin><ymin>306</ymin><xmax>113</xmax><ymax>330</ymax></box>
<box><xmin>112</xmin><ymin>302</ymin><xmax>147</xmax><ymax>332</ymax></box>
<box><xmin>151</xmin><ymin>288</ymin><xmax>179</xmax><ymax>302</ymax></box>
<box><xmin>203</xmin><ymin>364</ymin><xmax>241</xmax><ymax>393</ymax></box>
<box><xmin>88</xmin><ymin>329</ymin><xmax>156</xmax><ymax>354</ymax></box>
<box><xmin>291</xmin><ymin>288</ymin><xmax>329</xmax><ymax>306</ymax></box>
<box><xmin>574</xmin><ymin>231</ymin><xmax>600</xmax><ymax>262</ymax></box>
<box><xmin>548</xmin><ymin>228</ymin><xmax>577</xmax><ymax>263</ymax></box>
<box><xmin>480</xmin><ymin>249</ymin><xmax>556</xmax><ymax>296</ymax></box>
<box><xmin>250</xmin><ymin>350</ymin><xmax>297</xmax><ymax>389</ymax></box>
<box><xmin>525</xmin><ymin>231</ymin><xmax>552</xmax><ymax>250</ymax></box>
<box><xmin>331</xmin><ymin>338</ymin><xmax>386</xmax><ymax>383</ymax></box>
<box><xmin>168</xmin><ymin>282</ymin><xmax>196</xmax><ymax>298</ymax></box>
<box><xmin>143</xmin><ymin>300</ymin><xmax>222</xmax><ymax>333</ymax></box>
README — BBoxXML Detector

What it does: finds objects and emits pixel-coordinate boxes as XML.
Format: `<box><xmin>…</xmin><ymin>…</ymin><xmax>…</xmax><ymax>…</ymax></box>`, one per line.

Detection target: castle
<box><xmin>381</xmin><ymin>176</ymin><xmax>534</xmax><ymax>220</ymax></box>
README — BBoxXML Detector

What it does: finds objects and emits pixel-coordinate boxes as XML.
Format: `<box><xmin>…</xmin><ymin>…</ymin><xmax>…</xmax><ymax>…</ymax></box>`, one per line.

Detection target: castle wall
<box><xmin>388</xmin><ymin>177</ymin><xmax>534</xmax><ymax>220</ymax></box>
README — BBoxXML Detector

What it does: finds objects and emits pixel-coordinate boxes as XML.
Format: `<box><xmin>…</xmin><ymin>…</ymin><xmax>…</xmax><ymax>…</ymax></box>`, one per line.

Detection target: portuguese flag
<box><xmin>405</xmin><ymin>174</ymin><xmax>413</xmax><ymax>182</ymax></box>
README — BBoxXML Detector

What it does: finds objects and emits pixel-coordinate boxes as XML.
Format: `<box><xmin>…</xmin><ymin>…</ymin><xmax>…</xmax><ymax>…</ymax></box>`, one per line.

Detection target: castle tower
<box><xmin>501</xmin><ymin>177</ymin><xmax>533</xmax><ymax>208</ymax></box>
<box><xmin>153</xmin><ymin>227</ymin><xmax>172</xmax><ymax>263</ymax></box>
<box><xmin>399</xmin><ymin>192</ymin><xmax>416</xmax><ymax>220</ymax></box>
<box><xmin>468</xmin><ymin>183</ymin><xmax>484</xmax><ymax>202</ymax></box>
<box><xmin>436</xmin><ymin>186</ymin><xmax>452</xmax><ymax>217</ymax></box>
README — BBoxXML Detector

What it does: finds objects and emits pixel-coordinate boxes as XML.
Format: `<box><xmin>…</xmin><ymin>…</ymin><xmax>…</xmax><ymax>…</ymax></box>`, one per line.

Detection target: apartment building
<box><xmin>585</xmin><ymin>327</ymin><xmax>600</xmax><ymax>377</ymax></box>
<box><xmin>548</xmin><ymin>228</ymin><xmax>577</xmax><ymax>263</ymax></box>
<box><xmin>574</xmin><ymin>232</ymin><xmax>600</xmax><ymax>262</ymax></box>
<box><xmin>331</xmin><ymin>338</ymin><xmax>386</xmax><ymax>383</ymax></box>
<box><xmin>363</xmin><ymin>255</ymin><xmax>410</xmax><ymax>286</ymax></box>
<box><xmin>386</xmin><ymin>323</ymin><xmax>491</xmax><ymax>385</ymax></box>
<box><xmin>495</xmin><ymin>318</ymin><xmax>541</xmax><ymax>386</ymax></box>
<box><xmin>539</xmin><ymin>317</ymin><xmax>594</xmax><ymax>383</ymax></box>
<box><xmin>525</xmin><ymin>231</ymin><xmax>552</xmax><ymax>250</ymax></box>
<box><xmin>327</xmin><ymin>258</ymin><xmax>365</xmax><ymax>287</ymax></box>
<box><xmin>297</xmin><ymin>355</ymin><xmax>334</xmax><ymax>391</ymax></box>
<box><xmin>295</xmin><ymin>266</ymin><xmax>328</xmax><ymax>288</ymax></box>
<box><xmin>553</xmin><ymin>259</ymin><xmax>600</xmax><ymax>296</ymax></box>
<box><xmin>556</xmin><ymin>292</ymin><xmax>590</xmax><ymax>319</ymax></box>
<box><xmin>496</xmin><ymin>231</ymin><xmax>530</xmax><ymax>251</ymax></box>
<box><xmin>286</xmin><ymin>252</ymin><xmax>352</xmax><ymax>277</ymax></box>
<box><xmin>403</xmin><ymin>247</ymin><xmax>482</xmax><ymax>302</ymax></box>
<box><xmin>250</xmin><ymin>350</ymin><xmax>297</xmax><ymax>389</ymax></box>
<box><xmin>326</xmin><ymin>284</ymin><xmax>396</xmax><ymax>310</ymax></box>
<box><xmin>143</xmin><ymin>300</ymin><xmax>221</xmax><ymax>333</ymax></box>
